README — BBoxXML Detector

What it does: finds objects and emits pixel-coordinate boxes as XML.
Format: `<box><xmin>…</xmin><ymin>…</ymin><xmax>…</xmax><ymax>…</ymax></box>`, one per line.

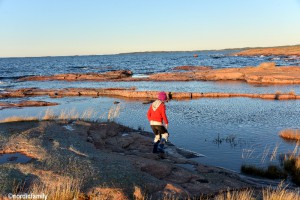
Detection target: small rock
<box><xmin>142</xmin><ymin>100</ymin><xmax>155</xmax><ymax>104</ymax></box>
<box><xmin>87</xmin><ymin>136</ymin><xmax>93</xmax><ymax>143</ymax></box>
<box><xmin>258</xmin><ymin>62</ymin><xmax>276</xmax><ymax>69</ymax></box>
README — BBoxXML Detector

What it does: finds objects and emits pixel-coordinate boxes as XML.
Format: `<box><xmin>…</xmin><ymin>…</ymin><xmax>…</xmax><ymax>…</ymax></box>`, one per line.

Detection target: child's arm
<box><xmin>147</xmin><ymin>105</ymin><xmax>152</xmax><ymax>121</ymax></box>
<box><xmin>161</xmin><ymin>104</ymin><xmax>168</xmax><ymax>127</ymax></box>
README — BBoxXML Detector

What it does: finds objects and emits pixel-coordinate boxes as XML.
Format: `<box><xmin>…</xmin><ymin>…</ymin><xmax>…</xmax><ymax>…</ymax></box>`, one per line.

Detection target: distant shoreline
<box><xmin>233</xmin><ymin>45</ymin><xmax>300</xmax><ymax>56</ymax></box>
<box><xmin>1</xmin><ymin>44</ymin><xmax>299</xmax><ymax>59</ymax></box>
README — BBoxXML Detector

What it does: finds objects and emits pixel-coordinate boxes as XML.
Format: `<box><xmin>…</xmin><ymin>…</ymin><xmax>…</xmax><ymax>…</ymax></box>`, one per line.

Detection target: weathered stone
<box><xmin>78</xmin><ymin>90</ymin><xmax>99</xmax><ymax>97</ymax></box>
<box><xmin>165</xmin><ymin>167</ymin><xmax>193</xmax><ymax>183</ymax></box>
<box><xmin>0</xmin><ymin>121</ymin><xmax>258</xmax><ymax>199</ymax></box>
<box><xmin>18</xmin><ymin>70</ymin><xmax>133</xmax><ymax>82</ymax></box>
<box><xmin>170</xmin><ymin>92</ymin><xmax>192</xmax><ymax>99</ymax></box>
<box><xmin>87</xmin><ymin>187</ymin><xmax>128</xmax><ymax>200</ymax></box>
<box><xmin>0</xmin><ymin>101</ymin><xmax>58</xmax><ymax>109</ymax></box>
<box><xmin>173</xmin><ymin>66</ymin><xmax>212</xmax><ymax>71</ymax></box>
<box><xmin>160</xmin><ymin>183</ymin><xmax>190</xmax><ymax>199</ymax></box>
<box><xmin>2</xmin><ymin>87</ymin><xmax>300</xmax><ymax>101</ymax></box>
<box><xmin>277</xmin><ymin>94</ymin><xmax>297</xmax><ymax>100</ymax></box>
<box><xmin>258</xmin><ymin>62</ymin><xmax>276</xmax><ymax>69</ymax></box>
<box><xmin>15</xmin><ymin>62</ymin><xmax>300</xmax><ymax>85</ymax></box>
<box><xmin>139</xmin><ymin>161</ymin><xmax>173</xmax><ymax>179</ymax></box>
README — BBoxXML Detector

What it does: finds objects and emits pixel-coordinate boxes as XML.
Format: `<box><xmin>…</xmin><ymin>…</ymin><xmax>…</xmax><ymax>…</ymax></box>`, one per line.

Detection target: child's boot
<box><xmin>158</xmin><ymin>138</ymin><xmax>166</xmax><ymax>153</ymax></box>
<box><xmin>152</xmin><ymin>140</ymin><xmax>160</xmax><ymax>153</ymax></box>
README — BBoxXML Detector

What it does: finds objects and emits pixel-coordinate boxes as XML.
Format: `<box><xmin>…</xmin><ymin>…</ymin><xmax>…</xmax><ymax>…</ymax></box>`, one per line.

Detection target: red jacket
<box><xmin>147</xmin><ymin>100</ymin><xmax>168</xmax><ymax>125</ymax></box>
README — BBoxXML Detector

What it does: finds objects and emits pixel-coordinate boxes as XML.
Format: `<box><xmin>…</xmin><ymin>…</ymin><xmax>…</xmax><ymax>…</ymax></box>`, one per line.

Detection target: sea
<box><xmin>1</xmin><ymin>50</ymin><xmax>300</xmax><ymax>172</ymax></box>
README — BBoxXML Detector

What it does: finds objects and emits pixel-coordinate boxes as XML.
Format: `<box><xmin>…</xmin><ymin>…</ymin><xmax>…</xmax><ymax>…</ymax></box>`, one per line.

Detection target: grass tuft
<box><xmin>133</xmin><ymin>186</ymin><xmax>149</xmax><ymax>200</ymax></box>
<box><xmin>288</xmin><ymin>90</ymin><xmax>296</xmax><ymax>96</ymax></box>
<box><xmin>107</xmin><ymin>104</ymin><xmax>121</xmax><ymax>122</ymax></box>
<box><xmin>29</xmin><ymin>177</ymin><xmax>81</xmax><ymax>200</ymax></box>
<box><xmin>241</xmin><ymin>165</ymin><xmax>287</xmax><ymax>179</ymax></box>
<box><xmin>1</xmin><ymin>105</ymin><xmax>122</xmax><ymax>123</ymax></box>
<box><xmin>280</xmin><ymin>129</ymin><xmax>300</xmax><ymax>141</ymax></box>
<box><xmin>282</xmin><ymin>154</ymin><xmax>300</xmax><ymax>185</ymax></box>
<box><xmin>215</xmin><ymin>189</ymin><xmax>255</xmax><ymax>200</ymax></box>
<box><xmin>263</xmin><ymin>182</ymin><xmax>300</xmax><ymax>200</ymax></box>
<box><xmin>0</xmin><ymin>116</ymin><xmax>39</xmax><ymax>123</ymax></box>
<box><xmin>43</xmin><ymin>108</ymin><xmax>56</xmax><ymax>120</ymax></box>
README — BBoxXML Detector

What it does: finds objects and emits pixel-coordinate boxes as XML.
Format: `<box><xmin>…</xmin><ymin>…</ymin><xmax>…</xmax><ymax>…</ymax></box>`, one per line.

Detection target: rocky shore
<box><xmin>18</xmin><ymin>70</ymin><xmax>133</xmax><ymax>82</ymax></box>
<box><xmin>1</xmin><ymin>87</ymin><xmax>300</xmax><ymax>102</ymax></box>
<box><xmin>0</xmin><ymin>120</ymin><xmax>256</xmax><ymax>199</ymax></box>
<box><xmin>172</xmin><ymin>66</ymin><xmax>213</xmax><ymax>71</ymax></box>
<box><xmin>17</xmin><ymin>62</ymin><xmax>300</xmax><ymax>84</ymax></box>
<box><xmin>1</xmin><ymin>56</ymin><xmax>300</xmax><ymax>199</ymax></box>
<box><xmin>148</xmin><ymin>63</ymin><xmax>300</xmax><ymax>84</ymax></box>
<box><xmin>0</xmin><ymin>101</ymin><xmax>58</xmax><ymax>110</ymax></box>
<box><xmin>233</xmin><ymin>45</ymin><xmax>300</xmax><ymax>56</ymax></box>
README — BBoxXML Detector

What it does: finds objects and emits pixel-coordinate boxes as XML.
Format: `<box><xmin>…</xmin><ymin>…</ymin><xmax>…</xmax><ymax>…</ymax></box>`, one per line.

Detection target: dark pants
<box><xmin>151</xmin><ymin>125</ymin><xmax>169</xmax><ymax>153</ymax></box>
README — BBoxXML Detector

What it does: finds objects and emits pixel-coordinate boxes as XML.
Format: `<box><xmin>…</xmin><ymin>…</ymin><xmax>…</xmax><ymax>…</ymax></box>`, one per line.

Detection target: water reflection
<box><xmin>0</xmin><ymin>153</ymin><xmax>32</xmax><ymax>164</ymax></box>
<box><xmin>1</xmin><ymin>92</ymin><xmax>300</xmax><ymax>172</ymax></box>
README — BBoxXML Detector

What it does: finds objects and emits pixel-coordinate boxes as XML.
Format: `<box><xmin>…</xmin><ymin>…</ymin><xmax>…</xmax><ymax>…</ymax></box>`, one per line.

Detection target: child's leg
<box><xmin>154</xmin><ymin>133</ymin><xmax>161</xmax><ymax>143</ymax></box>
<box><xmin>151</xmin><ymin>126</ymin><xmax>161</xmax><ymax>153</ymax></box>
<box><xmin>157</xmin><ymin>127</ymin><xmax>169</xmax><ymax>153</ymax></box>
<box><xmin>161</xmin><ymin>132</ymin><xmax>169</xmax><ymax>142</ymax></box>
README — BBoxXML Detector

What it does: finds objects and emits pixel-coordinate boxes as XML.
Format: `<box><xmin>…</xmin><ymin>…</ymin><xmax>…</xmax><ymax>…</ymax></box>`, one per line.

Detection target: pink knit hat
<box><xmin>158</xmin><ymin>91</ymin><xmax>167</xmax><ymax>101</ymax></box>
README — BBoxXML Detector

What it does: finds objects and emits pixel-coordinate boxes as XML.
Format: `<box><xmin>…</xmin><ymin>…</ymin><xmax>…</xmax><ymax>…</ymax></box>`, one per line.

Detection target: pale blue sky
<box><xmin>0</xmin><ymin>0</ymin><xmax>300</xmax><ymax>57</ymax></box>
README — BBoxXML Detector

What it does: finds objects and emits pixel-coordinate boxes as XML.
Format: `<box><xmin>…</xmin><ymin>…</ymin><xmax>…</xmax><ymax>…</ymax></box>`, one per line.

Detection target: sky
<box><xmin>0</xmin><ymin>0</ymin><xmax>300</xmax><ymax>57</ymax></box>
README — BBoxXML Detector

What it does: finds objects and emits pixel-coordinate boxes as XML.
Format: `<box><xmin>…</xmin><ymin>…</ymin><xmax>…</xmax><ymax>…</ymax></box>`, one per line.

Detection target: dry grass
<box><xmin>280</xmin><ymin>129</ymin><xmax>300</xmax><ymax>141</ymax></box>
<box><xmin>1</xmin><ymin>105</ymin><xmax>122</xmax><ymax>123</ymax></box>
<box><xmin>288</xmin><ymin>90</ymin><xmax>296</xmax><ymax>96</ymax></box>
<box><xmin>263</xmin><ymin>182</ymin><xmax>300</xmax><ymax>200</ymax></box>
<box><xmin>12</xmin><ymin>179</ymin><xmax>300</xmax><ymax>200</ymax></box>
<box><xmin>282</xmin><ymin>152</ymin><xmax>300</xmax><ymax>185</ymax></box>
<box><xmin>58</xmin><ymin>108</ymin><xmax>80</xmax><ymax>121</ymax></box>
<box><xmin>11</xmin><ymin>176</ymin><xmax>82</xmax><ymax>200</ymax></box>
<box><xmin>42</xmin><ymin>108</ymin><xmax>56</xmax><ymax>120</ymax></box>
<box><xmin>107</xmin><ymin>104</ymin><xmax>121</xmax><ymax>122</ymax></box>
<box><xmin>214</xmin><ymin>183</ymin><xmax>300</xmax><ymax>200</ymax></box>
<box><xmin>134</xmin><ymin>186</ymin><xmax>149</xmax><ymax>200</ymax></box>
<box><xmin>80</xmin><ymin>108</ymin><xmax>95</xmax><ymax>120</ymax></box>
<box><xmin>68</xmin><ymin>145</ymin><xmax>88</xmax><ymax>157</ymax></box>
<box><xmin>215</xmin><ymin>189</ymin><xmax>255</xmax><ymax>200</ymax></box>
<box><xmin>243</xmin><ymin>142</ymin><xmax>300</xmax><ymax>186</ymax></box>
<box><xmin>0</xmin><ymin>116</ymin><xmax>39</xmax><ymax>123</ymax></box>
<box><xmin>270</xmin><ymin>144</ymin><xmax>279</xmax><ymax>161</ymax></box>
<box><xmin>283</xmin><ymin>154</ymin><xmax>300</xmax><ymax>169</ymax></box>
<box><xmin>241</xmin><ymin>165</ymin><xmax>287</xmax><ymax>180</ymax></box>
<box><xmin>29</xmin><ymin>177</ymin><xmax>81</xmax><ymax>200</ymax></box>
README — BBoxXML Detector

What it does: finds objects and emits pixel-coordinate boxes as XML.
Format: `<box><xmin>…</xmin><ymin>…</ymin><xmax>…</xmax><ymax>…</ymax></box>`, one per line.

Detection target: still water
<box><xmin>1</xmin><ymin>51</ymin><xmax>300</xmax><ymax>172</ymax></box>
<box><xmin>1</xmin><ymin>94</ymin><xmax>299</xmax><ymax>172</ymax></box>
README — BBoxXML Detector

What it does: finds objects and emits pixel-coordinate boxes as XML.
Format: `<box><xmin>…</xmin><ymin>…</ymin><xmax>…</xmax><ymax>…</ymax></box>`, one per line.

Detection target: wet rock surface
<box><xmin>0</xmin><ymin>121</ymin><xmax>254</xmax><ymax>199</ymax></box>
<box><xmin>172</xmin><ymin>66</ymin><xmax>213</xmax><ymax>71</ymax></box>
<box><xmin>0</xmin><ymin>101</ymin><xmax>58</xmax><ymax>109</ymax></box>
<box><xmin>1</xmin><ymin>87</ymin><xmax>300</xmax><ymax>101</ymax></box>
<box><xmin>17</xmin><ymin>62</ymin><xmax>300</xmax><ymax>84</ymax></box>
<box><xmin>18</xmin><ymin>70</ymin><xmax>133</xmax><ymax>82</ymax></box>
<box><xmin>149</xmin><ymin>62</ymin><xmax>300</xmax><ymax>84</ymax></box>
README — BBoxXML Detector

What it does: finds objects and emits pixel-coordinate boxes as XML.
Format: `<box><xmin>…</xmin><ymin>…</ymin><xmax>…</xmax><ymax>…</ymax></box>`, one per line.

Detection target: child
<box><xmin>147</xmin><ymin>91</ymin><xmax>169</xmax><ymax>154</ymax></box>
